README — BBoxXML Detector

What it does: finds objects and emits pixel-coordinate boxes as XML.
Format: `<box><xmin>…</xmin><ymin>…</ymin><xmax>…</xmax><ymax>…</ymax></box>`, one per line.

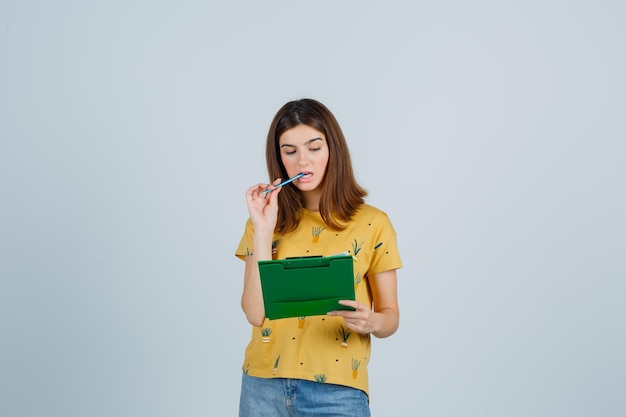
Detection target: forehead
<box><xmin>278</xmin><ymin>124</ymin><xmax>326</xmax><ymax>145</ymax></box>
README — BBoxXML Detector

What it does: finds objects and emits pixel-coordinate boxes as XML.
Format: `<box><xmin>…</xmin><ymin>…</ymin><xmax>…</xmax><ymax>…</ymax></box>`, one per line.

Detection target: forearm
<box><xmin>240</xmin><ymin>233</ymin><xmax>273</xmax><ymax>326</ymax></box>
<box><xmin>371</xmin><ymin>307</ymin><xmax>399</xmax><ymax>339</ymax></box>
<box><xmin>369</xmin><ymin>269</ymin><xmax>399</xmax><ymax>338</ymax></box>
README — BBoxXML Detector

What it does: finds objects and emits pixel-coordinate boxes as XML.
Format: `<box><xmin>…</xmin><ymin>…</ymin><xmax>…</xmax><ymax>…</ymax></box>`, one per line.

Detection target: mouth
<box><xmin>295</xmin><ymin>171</ymin><xmax>313</xmax><ymax>183</ymax></box>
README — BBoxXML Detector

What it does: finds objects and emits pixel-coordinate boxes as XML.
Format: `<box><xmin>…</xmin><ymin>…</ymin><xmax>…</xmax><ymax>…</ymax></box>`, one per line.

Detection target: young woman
<box><xmin>236</xmin><ymin>98</ymin><xmax>402</xmax><ymax>417</ymax></box>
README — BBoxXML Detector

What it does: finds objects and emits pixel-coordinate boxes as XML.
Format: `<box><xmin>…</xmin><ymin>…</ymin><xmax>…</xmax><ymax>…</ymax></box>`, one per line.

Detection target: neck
<box><xmin>302</xmin><ymin>190</ymin><xmax>321</xmax><ymax>212</ymax></box>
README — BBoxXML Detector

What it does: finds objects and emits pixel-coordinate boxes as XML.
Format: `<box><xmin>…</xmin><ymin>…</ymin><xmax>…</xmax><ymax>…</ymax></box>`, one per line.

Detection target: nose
<box><xmin>298</xmin><ymin>154</ymin><xmax>310</xmax><ymax>167</ymax></box>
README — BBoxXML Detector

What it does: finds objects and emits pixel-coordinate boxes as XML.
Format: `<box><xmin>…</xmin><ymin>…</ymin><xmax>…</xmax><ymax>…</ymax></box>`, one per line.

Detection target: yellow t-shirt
<box><xmin>235</xmin><ymin>204</ymin><xmax>402</xmax><ymax>395</ymax></box>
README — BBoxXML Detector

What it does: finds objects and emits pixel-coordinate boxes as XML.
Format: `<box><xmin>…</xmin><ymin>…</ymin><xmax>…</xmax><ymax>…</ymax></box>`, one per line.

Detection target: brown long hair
<box><xmin>266</xmin><ymin>98</ymin><xmax>367</xmax><ymax>234</ymax></box>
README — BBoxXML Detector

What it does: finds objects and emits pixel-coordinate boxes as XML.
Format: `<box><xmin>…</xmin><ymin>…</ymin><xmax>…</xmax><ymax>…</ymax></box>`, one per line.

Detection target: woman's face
<box><xmin>278</xmin><ymin>124</ymin><xmax>329</xmax><ymax>196</ymax></box>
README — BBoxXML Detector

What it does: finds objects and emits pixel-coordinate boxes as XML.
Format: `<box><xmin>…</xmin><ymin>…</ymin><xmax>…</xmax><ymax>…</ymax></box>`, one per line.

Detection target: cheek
<box><xmin>281</xmin><ymin>155</ymin><xmax>299</xmax><ymax>172</ymax></box>
<box><xmin>318</xmin><ymin>150</ymin><xmax>330</xmax><ymax>168</ymax></box>
<box><xmin>280</xmin><ymin>154</ymin><xmax>292</xmax><ymax>167</ymax></box>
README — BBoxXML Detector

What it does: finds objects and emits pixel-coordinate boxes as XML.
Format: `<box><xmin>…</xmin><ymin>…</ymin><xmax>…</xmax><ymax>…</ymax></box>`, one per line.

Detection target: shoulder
<box><xmin>350</xmin><ymin>204</ymin><xmax>397</xmax><ymax>231</ymax></box>
<box><xmin>354</xmin><ymin>203</ymin><xmax>392</xmax><ymax>221</ymax></box>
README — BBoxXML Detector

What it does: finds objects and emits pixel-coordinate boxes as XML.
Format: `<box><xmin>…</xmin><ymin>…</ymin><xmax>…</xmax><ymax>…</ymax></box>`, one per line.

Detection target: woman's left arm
<box><xmin>328</xmin><ymin>269</ymin><xmax>399</xmax><ymax>338</ymax></box>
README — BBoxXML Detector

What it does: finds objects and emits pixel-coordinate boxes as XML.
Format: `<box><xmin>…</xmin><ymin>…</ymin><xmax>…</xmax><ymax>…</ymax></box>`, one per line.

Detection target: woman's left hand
<box><xmin>328</xmin><ymin>269</ymin><xmax>399</xmax><ymax>338</ymax></box>
<box><xmin>327</xmin><ymin>300</ymin><xmax>379</xmax><ymax>335</ymax></box>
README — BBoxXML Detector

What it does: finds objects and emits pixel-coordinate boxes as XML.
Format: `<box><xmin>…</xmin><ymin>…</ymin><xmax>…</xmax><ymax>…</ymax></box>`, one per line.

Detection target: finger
<box><xmin>266</xmin><ymin>184</ymin><xmax>283</xmax><ymax>202</ymax></box>
<box><xmin>250</xmin><ymin>184</ymin><xmax>276</xmax><ymax>202</ymax></box>
<box><xmin>247</xmin><ymin>183</ymin><xmax>267</xmax><ymax>196</ymax></box>
<box><xmin>262</xmin><ymin>178</ymin><xmax>284</xmax><ymax>199</ymax></box>
<box><xmin>326</xmin><ymin>309</ymin><xmax>362</xmax><ymax>320</ymax></box>
<box><xmin>337</xmin><ymin>299</ymin><xmax>361</xmax><ymax>310</ymax></box>
<box><xmin>327</xmin><ymin>300</ymin><xmax>363</xmax><ymax>317</ymax></box>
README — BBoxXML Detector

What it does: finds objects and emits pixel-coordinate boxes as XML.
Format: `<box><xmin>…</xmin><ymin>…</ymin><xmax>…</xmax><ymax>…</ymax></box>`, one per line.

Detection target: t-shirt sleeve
<box><xmin>235</xmin><ymin>218</ymin><xmax>255</xmax><ymax>261</ymax></box>
<box><xmin>368</xmin><ymin>211</ymin><xmax>403</xmax><ymax>276</ymax></box>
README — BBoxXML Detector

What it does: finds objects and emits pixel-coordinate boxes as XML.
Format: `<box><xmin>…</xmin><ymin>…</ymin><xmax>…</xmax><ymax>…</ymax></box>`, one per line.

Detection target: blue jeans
<box><xmin>239</xmin><ymin>374</ymin><xmax>370</xmax><ymax>417</ymax></box>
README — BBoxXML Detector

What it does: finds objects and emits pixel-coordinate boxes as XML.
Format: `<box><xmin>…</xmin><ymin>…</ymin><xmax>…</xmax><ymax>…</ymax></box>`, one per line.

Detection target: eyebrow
<box><xmin>280</xmin><ymin>137</ymin><xmax>323</xmax><ymax>148</ymax></box>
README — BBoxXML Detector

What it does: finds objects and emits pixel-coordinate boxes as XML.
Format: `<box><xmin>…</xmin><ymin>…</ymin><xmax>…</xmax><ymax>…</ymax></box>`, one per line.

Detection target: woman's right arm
<box><xmin>240</xmin><ymin>181</ymin><xmax>282</xmax><ymax>326</ymax></box>
<box><xmin>241</xmin><ymin>235</ymin><xmax>272</xmax><ymax>326</ymax></box>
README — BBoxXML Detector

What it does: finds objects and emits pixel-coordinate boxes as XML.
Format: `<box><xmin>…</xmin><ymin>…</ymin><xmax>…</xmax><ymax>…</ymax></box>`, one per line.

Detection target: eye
<box><xmin>284</xmin><ymin>150</ymin><xmax>296</xmax><ymax>155</ymax></box>
<box><xmin>309</xmin><ymin>147</ymin><xmax>321</xmax><ymax>152</ymax></box>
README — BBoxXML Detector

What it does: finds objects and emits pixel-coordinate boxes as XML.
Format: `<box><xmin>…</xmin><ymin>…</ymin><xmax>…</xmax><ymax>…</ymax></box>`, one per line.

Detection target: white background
<box><xmin>1</xmin><ymin>1</ymin><xmax>624</xmax><ymax>416</ymax></box>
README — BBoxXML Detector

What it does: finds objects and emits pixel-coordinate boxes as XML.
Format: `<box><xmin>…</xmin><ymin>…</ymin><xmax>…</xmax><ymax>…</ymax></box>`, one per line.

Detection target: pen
<box><xmin>263</xmin><ymin>172</ymin><xmax>306</xmax><ymax>197</ymax></box>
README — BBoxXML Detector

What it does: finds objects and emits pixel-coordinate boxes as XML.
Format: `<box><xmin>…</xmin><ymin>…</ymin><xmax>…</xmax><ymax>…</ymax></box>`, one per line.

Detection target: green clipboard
<box><xmin>258</xmin><ymin>254</ymin><xmax>356</xmax><ymax>320</ymax></box>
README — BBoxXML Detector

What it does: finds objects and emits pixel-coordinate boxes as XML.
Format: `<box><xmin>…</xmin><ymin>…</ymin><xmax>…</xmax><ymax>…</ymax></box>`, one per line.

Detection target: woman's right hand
<box><xmin>245</xmin><ymin>179</ymin><xmax>283</xmax><ymax>234</ymax></box>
